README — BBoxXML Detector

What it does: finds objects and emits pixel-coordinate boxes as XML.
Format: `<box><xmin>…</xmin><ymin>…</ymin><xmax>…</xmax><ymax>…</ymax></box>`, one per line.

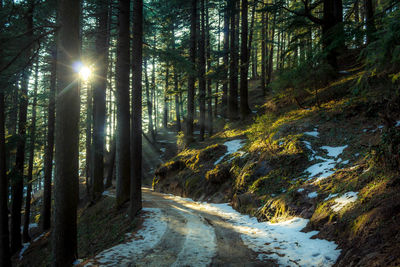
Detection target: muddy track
<box><xmin>141</xmin><ymin>188</ymin><xmax>275</xmax><ymax>267</ymax></box>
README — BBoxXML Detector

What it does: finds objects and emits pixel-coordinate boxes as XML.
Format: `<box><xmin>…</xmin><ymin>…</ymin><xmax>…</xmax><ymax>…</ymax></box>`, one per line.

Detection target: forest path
<box><xmin>141</xmin><ymin>188</ymin><xmax>272</xmax><ymax>267</ymax></box>
<box><xmin>85</xmin><ymin>187</ymin><xmax>274</xmax><ymax>267</ymax></box>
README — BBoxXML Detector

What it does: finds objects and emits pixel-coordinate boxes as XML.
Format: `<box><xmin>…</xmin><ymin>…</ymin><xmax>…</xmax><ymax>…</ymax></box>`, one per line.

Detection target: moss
<box><xmin>206</xmin><ymin>163</ymin><xmax>231</xmax><ymax>184</ymax></box>
<box><xmin>257</xmin><ymin>197</ymin><xmax>293</xmax><ymax>222</ymax></box>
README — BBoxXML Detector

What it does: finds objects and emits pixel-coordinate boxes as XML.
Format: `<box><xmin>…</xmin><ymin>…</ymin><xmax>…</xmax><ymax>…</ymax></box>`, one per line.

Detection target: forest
<box><xmin>0</xmin><ymin>0</ymin><xmax>399</xmax><ymax>266</ymax></box>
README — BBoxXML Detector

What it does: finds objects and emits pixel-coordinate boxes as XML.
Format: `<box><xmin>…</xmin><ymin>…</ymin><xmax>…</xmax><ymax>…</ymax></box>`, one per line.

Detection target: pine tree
<box><xmin>115</xmin><ymin>0</ymin><xmax>131</xmax><ymax>207</ymax></box>
<box><xmin>130</xmin><ymin>0</ymin><xmax>143</xmax><ymax>218</ymax></box>
<box><xmin>52</xmin><ymin>0</ymin><xmax>81</xmax><ymax>264</ymax></box>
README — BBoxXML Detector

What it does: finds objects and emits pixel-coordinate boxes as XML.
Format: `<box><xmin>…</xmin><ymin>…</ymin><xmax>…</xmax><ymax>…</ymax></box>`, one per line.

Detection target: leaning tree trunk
<box><xmin>115</xmin><ymin>0</ymin><xmax>131</xmax><ymax>208</ymax></box>
<box><xmin>130</xmin><ymin>0</ymin><xmax>143</xmax><ymax>218</ymax></box>
<box><xmin>23</xmin><ymin>60</ymin><xmax>39</xmax><ymax>243</ymax></box>
<box><xmin>52</xmin><ymin>0</ymin><xmax>81</xmax><ymax>265</ymax></box>
<box><xmin>92</xmin><ymin>0</ymin><xmax>109</xmax><ymax>201</ymax></box>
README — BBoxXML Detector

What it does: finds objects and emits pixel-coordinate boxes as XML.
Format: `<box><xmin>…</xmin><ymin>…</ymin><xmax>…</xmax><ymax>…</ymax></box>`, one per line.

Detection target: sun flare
<box><xmin>79</xmin><ymin>66</ymin><xmax>92</xmax><ymax>81</ymax></box>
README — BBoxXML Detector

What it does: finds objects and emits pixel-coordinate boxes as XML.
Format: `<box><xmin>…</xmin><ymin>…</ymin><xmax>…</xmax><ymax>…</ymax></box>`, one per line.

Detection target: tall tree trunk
<box><xmin>40</xmin><ymin>45</ymin><xmax>56</xmax><ymax>232</ymax></box>
<box><xmin>214</xmin><ymin>4</ymin><xmax>221</xmax><ymax>118</ymax></box>
<box><xmin>198</xmin><ymin>0</ymin><xmax>206</xmax><ymax>141</ymax></box>
<box><xmin>171</xmin><ymin>25</ymin><xmax>181</xmax><ymax>133</ymax></box>
<box><xmin>130</xmin><ymin>0</ymin><xmax>143</xmax><ymax>218</ymax></box>
<box><xmin>52</xmin><ymin>0</ymin><xmax>81</xmax><ymax>264</ymax></box>
<box><xmin>0</xmin><ymin>30</ymin><xmax>11</xmax><ymax>265</ymax></box>
<box><xmin>248</xmin><ymin>0</ymin><xmax>256</xmax><ymax>79</ymax></box>
<box><xmin>364</xmin><ymin>0</ymin><xmax>375</xmax><ymax>44</ymax></box>
<box><xmin>105</xmin><ymin>138</ymin><xmax>115</xmax><ymax>188</ymax></box>
<box><xmin>163</xmin><ymin>65</ymin><xmax>169</xmax><ymax>129</ymax></box>
<box><xmin>85</xmin><ymin>85</ymin><xmax>93</xmax><ymax>196</ymax></box>
<box><xmin>11</xmin><ymin>71</ymin><xmax>29</xmax><ymax>254</ymax></box>
<box><xmin>261</xmin><ymin>11</ymin><xmax>266</xmax><ymax>93</ymax></box>
<box><xmin>92</xmin><ymin>0</ymin><xmax>109</xmax><ymax>201</ymax></box>
<box><xmin>222</xmin><ymin>1</ymin><xmax>229</xmax><ymax>118</ymax></box>
<box><xmin>186</xmin><ymin>0</ymin><xmax>197</xmax><ymax>143</ymax></box>
<box><xmin>206</xmin><ymin>4</ymin><xmax>213</xmax><ymax>136</ymax></box>
<box><xmin>115</xmin><ymin>0</ymin><xmax>131</xmax><ymax>207</ymax></box>
<box><xmin>152</xmin><ymin>35</ymin><xmax>157</xmax><ymax>137</ymax></box>
<box><xmin>11</xmin><ymin>1</ymin><xmax>35</xmax><ymax>252</ymax></box>
<box><xmin>23</xmin><ymin>60</ymin><xmax>39</xmax><ymax>243</ymax></box>
<box><xmin>144</xmin><ymin>58</ymin><xmax>155</xmax><ymax>138</ymax></box>
<box><xmin>240</xmin><ymin>0</ymin><xmax>251</xmax><ymax>118</ymax></box>
<box><xmin>267</xmin><ymin>12</ymin><xmax>276</xmax><ymax>87</ymax></box>
<box><xmin>228</xmin><ymin>0</ymin><xmax>238</xmax><ymax>120</ymax></box>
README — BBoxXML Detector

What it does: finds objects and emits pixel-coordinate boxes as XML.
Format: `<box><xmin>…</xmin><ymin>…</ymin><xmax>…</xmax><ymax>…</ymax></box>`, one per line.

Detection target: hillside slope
<box><xmin>153</xmin><ymin>76</ymin><xmax>400</xmax><ymax>266</ymax></box>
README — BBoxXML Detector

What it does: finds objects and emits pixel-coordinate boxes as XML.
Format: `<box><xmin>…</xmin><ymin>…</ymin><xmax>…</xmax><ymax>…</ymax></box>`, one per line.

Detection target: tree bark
<box><xmin>144</xmin><ymin>58</ymin><xmax>155</xmax><ymax>139</ymax></box>
<box><xmin>92</xmin><ymin>0</ymin><xmax>109</xmax><ymax>201</ymax></box>
<box><xmin>115</xmin><ymin>0</ymin><xmax>131</xmax><ymax>207</ymax></box>
<box><xmin>23</xmin><ymin>60</ymin><xmax>39</xmax><ymax>243</ymax></box>
<box><xmin>0</xmin><ymin>39</ymin><xmax>11</xmax><ymax>267</ymax></box>
<box><xmin>228</xmin><ymin>0</ymin><xmax>239</xmax><ymax>120</ymax></box>
<box><xmin>186</xmin><ymin>0</ymin><xmax>197</xmax><ymax>143</ymax></box>
<box><xmin>163</xmin><ymin>65</ymin><xmax>169</xmax><ymax>129</ymax></box>
<box><xmin>240</xmin><ymin>0</ymin><xmax>251</xmax><ymax>118</ymax></box>
<box><xmin>364</xmin><ymin>0</ymin><xmax>375</xmax><ymax>44</ymax></box>
<box><xmin>40</xmin><ymin>45</ymin><xmax>56</xmax><ymax>232</ymax></box>
<box><xmin>198</xmin><ymin>0</ymin><xmax>206</xmax><ymax>141</ymax></box>
<box><xmin>10</xmin><ymin>70</ymin><xmax>29</xmax><ymax>254</ymax></box>
<box><xmin>221</xmin><ymin>1</ymin><xmax>229</xmax><ymax>118</ymax></box>
<box><xmin>85</xmin><ymin>84</ymin><xmax>93</xmax><ymax>196</ymax></box>
<box><xmin>130</xmin><ymin>0</ymin><xmax>143</xmax><ymax>218</ymax></box>
<box><xmin>205</xmin><ymin>3</ymin><xmax>213</xmax><ymax>136</ymax></box>
<box><xmin>52</xmin><ymin>0</ymin><xmax>81</xmax><ymax>265</ymax></box>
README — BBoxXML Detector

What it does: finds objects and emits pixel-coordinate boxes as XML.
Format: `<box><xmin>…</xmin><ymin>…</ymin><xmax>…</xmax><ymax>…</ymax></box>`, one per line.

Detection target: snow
<box><xmin>85</xmin><ymin>208</ymin><xmax>168</xmax><ymax>266</ymax></box>
<box><xmin>102</xmin><ymin>191</ymin><xmax>115</xmax><ymax>198</ymax></box>
<box><xmin>331</xmin><ymin>192</ymin><xmax>358</xmax><ymax>212</ymax></box>
<box><xmin>168</xmin><ymin>195</ymin><xmax>340</xmax><ymax>267</ymax></box>
<box><xmin>297</xmin><ymin>188</ymin><xmax>305</xmax><ymax>192</ymax></box>
<box><xmin>160</xmin><ymin>147</ymin><xmax>166</xmax><ymax>153</ymax></box>
<box><xmin>304</xmin><ymin>131</ymin><xmax>319</xmax><ymax>137</ymax></box>
<box><xmin>19</xmin><ymin>243</ymin><xmax>30</xmax><ymax>260</ymax></box>
<box><xmin>308</xmin><ymin>192</ymin><xmax>318</xmax><ymax>198</ymax></box>
<box><xmin>321</xmin><ymin>145</ymin><xmax>348</xmax><ymax>158</ymax></box>
<box><xmin>214</xmin><ymin>139</ymin><xmax>245</xmax><ymax>165</ymax></box>
<box><xmin>33</xmin><ymin>233</ymin><xmax>45</xmax><ymax>243</ymax></box>
<box><xmin>396</xmin><ymin>121</ymin><xmax>400</xmax><ymax>127</ymax></box>
<box><xmin>305</xmin><ymin>158</ymin><xmax>336</xmax><ymax>181</ymax></box>
<box><xmin>303</xmin><ymin>142</ymin><xmax>348</xmax><ymax>182</ymax></box>
<box><xmin>324</xmin><ymin>193</ymin><xmax>339</xmax><ymax>201</ymax></box>
<box><xmin>171</xmin><ymin>207</ymin><xmax>217</xmax><ymax>267</ymax></box>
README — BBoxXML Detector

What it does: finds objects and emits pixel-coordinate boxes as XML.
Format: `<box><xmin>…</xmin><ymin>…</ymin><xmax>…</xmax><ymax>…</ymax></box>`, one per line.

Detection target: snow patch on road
<box><xmin>214</xmin><ymin>139</ymin><xmax>245</xmax><ymax>165</ymax></box>
<box><xmin>168</xmin><ymin>195</ymin><xmax>340</xmax><ymax>267</ymax></box>
<box><xmin>84</xmin><ymin>208</ymin><xmax>167</xmax><ymax>266</ymax></box>
<box><xmin>172</xmin><ymin>208</ymin><xmax>217</xmax><ymax>267</ymax></box>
